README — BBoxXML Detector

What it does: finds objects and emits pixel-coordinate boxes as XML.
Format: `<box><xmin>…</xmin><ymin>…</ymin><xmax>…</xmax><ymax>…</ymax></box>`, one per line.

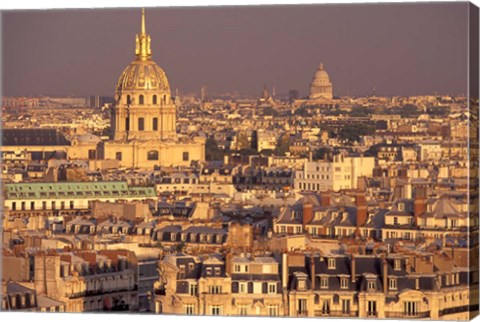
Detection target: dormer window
<box><xmin>389</xmin><ymin>278</ymin><xmax>397</xmax><ymax>290</ymax></box>
<box><xmin>206</xmin><ymin>267</ymin><xmax>212</xmax><ymax>275</ymax></box>
<box><xmin>179</xmin><ymin>265</ymin><xmax>186</xmax><ymax>277</ymax></box>
<box><xmin>340</xmin><ymin>277</ymin><xmax>348</xmax><ymax>289</ymax></box>
<box><xmin>188</xmin><ymin>263</ymin><xmax>194</xmax><ymax>271</ymax></box>
<box><xmin>398</xmin><ymin>203</ymin><xmax>405</xmax><ymax>212</ymax></box>
<box><xmin>394</xmin><ymin>259</ymin><xmax>401</xmax><ymax>270</ymax></box>
<box><xmin>320</xmin><ymin>277</ymin><xmax>329</xmax><ymax>289</ymax></box>
<box><xmin>170</xmin><ymin>233</ymin><xmax>176</xmax><ymax>240</ymax></box>
<box><xmin>368</xmin><ymin>281</ymin><xmax>376</xmax><ymax>290</ymax></box>
<box><xmin>328</xmin><ymin>258</ymin><xmax>336</xmax><ymax>269</ymax></box>
<box><xmin>298</xmin><ymin>280</ymin><xmax>306</xmax><ymax>290</ymax></box>
<box><xmin>415</xmin><ymin>278</ymin><xmax>419</xmax><ymax>290</ymax></box>
<box><xmin>214</xmin><ymin>267</ymin><xmax>221</xmax><ymax>275</ymax></box>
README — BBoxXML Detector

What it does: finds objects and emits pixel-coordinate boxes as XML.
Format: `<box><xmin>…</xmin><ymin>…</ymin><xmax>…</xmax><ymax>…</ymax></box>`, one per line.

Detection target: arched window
<box><xmin>138</xmin><ymin>117</ymin><xmax>145</xmax><ymax>131</ymax></box>
<box><xmin>163</xmin><ymin>95</ymin><xmax>167</xmax><ymax>104</ymax></box>
<box><xmin>127</xmin><ymin>95</ymin><xmax>131</xmax><ymax>105</ymax></box>
<box><xmin>139</xmin><ymin>95</ymin><xmax>144</xmax><ymax>105</ymax></box>
<box><xmin>153</xmin><ymin>95</ymin><xmax>157</xmax><ymax>104</ymax></box>
<box><xmin>152</xmin><ymin>117</ymin><xmax>158</xmax><ymax>131</ymax></box>
<box><xmin>147</xmin><ymin>150</ymin><xmax>159</xmax><ymax>160</ymax></box>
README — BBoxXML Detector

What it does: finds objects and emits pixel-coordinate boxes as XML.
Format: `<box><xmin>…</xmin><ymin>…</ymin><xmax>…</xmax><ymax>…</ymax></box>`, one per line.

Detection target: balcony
<box><xmin>315</xmin><ymin>310</ymin><xmax>358</xmax><ymax>317</ymax></box>
<box><xmin>385</xmin><ymin>312</ymin><xmax>430</xmax><ymax>319</ymax></box>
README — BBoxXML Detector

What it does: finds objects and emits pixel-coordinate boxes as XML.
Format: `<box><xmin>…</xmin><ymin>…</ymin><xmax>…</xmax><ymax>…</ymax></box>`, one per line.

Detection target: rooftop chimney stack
<box><xmin>413</xmin><ymin>187</ymin><xmax>427</xmax><ymax>226</ymax></box>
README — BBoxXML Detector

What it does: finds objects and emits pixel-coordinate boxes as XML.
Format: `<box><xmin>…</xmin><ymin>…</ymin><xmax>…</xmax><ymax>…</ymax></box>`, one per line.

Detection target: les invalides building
<box><xmin>103</xmin><ymin>9</ymin><xmax>205</xmax><ymax>168</ymax></box>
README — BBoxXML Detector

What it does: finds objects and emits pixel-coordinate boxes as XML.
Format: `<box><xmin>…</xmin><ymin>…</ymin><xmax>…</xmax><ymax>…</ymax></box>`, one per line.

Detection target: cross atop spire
<box><xmin>135</xmin><ymin>8</ymin><xmax>152</xmax><ymax>61</ymax></box>
<box><xmin>141</xmin><ymin>8</ymin><xmax>146</xmax><ymax>34</ymax></box>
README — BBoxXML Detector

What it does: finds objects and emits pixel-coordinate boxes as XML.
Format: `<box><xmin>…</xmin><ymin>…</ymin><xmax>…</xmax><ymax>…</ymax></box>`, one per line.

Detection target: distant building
<box><xmin>294</xmin><ymin>155</ymin><xmax>375</xmax><ymax>192</ymax></box>
<box><xmin>309</xmin><ymin>63</ymin><xmax>333</xmax><ymax>100</ymax></box>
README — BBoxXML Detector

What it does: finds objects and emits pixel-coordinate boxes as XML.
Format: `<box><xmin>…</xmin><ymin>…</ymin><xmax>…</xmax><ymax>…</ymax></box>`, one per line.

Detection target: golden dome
<box><xmin>115</xmin><ymin>8</ymin><xmax>170</xmax><ymax>93</ymax></box>
<box><xmin>116</xmin><ymin>60</ymin><xmax>170</xmax><ymax>92</ymax></box>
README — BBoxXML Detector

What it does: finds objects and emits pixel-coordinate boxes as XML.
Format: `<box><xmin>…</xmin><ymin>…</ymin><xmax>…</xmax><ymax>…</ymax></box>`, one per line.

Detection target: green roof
<box><xmin>4</xmin><ymin>181</ymin><xmax>156</xmax><ymax>200</ymax></box>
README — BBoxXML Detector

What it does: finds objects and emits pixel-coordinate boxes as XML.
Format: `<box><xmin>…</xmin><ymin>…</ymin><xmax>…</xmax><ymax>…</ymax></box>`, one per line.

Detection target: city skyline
<box><xmin>2</xmin><ymin>2</ymin><xmax>470</xmax><ymax>98</ymax></box>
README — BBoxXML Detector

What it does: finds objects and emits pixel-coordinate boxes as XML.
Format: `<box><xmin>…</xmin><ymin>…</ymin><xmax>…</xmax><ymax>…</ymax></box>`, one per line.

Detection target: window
<box><xmin>185</xmin><ymin>304</ymin><xmax>195</xmax><ymax>315</ymax></box>
<box><xmin>138</xmin><ymin>117</ymin><xmax>145</xmax><ymax>131</ymax></box>
<box><xmin>389</xmin><ymin>278</ymin><xmax>397</xmax><ymax>290</ymax></box>
<box><xmin>183</xmin><ymin>152</ymin><xmax>189</xmax><ymax>161</ymax></box>
<box><xmin>239</xmin><ymin>282</ymin><xmax>248</xmax><ymax>294</ymax></box>
<box><xmin>234</xmin><ymin>265</ymin><xmax>241</xmax><ymax>273</ymax></box>
<box><xmin>367</xmin><ymin>300</ymin><xmax>377</xmax><ymax>316</ymax></box>
<box><xmin>125</xmin><ymin>117</ymin><xmax>130</xmax><ymax>131</ymax></box>
<box><xmin>340</xmin><ymin>277</ymin><xmax>348</xmax><ymax>289</ymax></box>
<box><xmin>153</xmin><ymin>95</ymin><xmax>158</xmax><ymax>105</ymax></box>
<box><xmin>298</xmin><ymin>280</ymin><xmax>306</xmax><ymax>290</ymax></box>
<box><xmin>393</xmin><ymin>217</ymin><xmax>398</xmax><ymax>225</ymax></box>
<box><xmin>208</xmin><ymin>286</ymin><xmax>222</xmax><ymax>294</ymax></box>
<box><xmin>139</xmin><ymin>95</ymin><xmax>144</xmax><ymax>105</ymax></box>
<box><xmin>368</xmin><ymin>281</ymin><xmax>376</xmax><ymax>290</ymax></box>
<box><xmin>153</xmin><ymin>118</ymin><xmax>158</xmax><ymax>131</ymax></box>
<box><xmin>398</xmin><ymin>203</ymin><xmax>405</xmax><ymax>211</ymax></box>
<box><xmin>320</xmin><ymin>277</ymin><xmax>329</xmax><ymax>289</ymax></box>
<box><xmin>238</xmin><ymin>305</ymin><xmax>248</xmax><ymax>316</ymax></box>
<box><xmin>394</xmin><ymin>259</ymin><xmax>401</xmax><ymax>270</ymax></box>
<box><xmin>116</xmin><ymin>152</ymin><xmax>122</xmax><ymax>161</ymax></box>
<box><xmin>341</xmin><ymin>299</ymin><xmax>351</xmax><ymax>314</ymax></box>
<box><xmin>321</xmin><ymin>300</ymin><xmax>330</xmax><ymax>314</ymax></box>
<box><xmin>211</xmin><ymin>305</ymin><xmax>222</xmax><ymax>316</ymax></box>
<box><xmin>147</xmin><ymin>150</ymin><xmax>159</xmax><ymax>160</ymax></box>
<box><xmin>179</xmin><ymin>265</ymin><xmax>186</xmax><ymax>278</ymax></box>
<box><xmin>268</xmin><ymin>283</ymin><xmax>277</xmax><ymax>294</ymax></box>
<box><xmin>297</xmin><ymin>299</ymin><xmax>307</xmax><ymax>315</ymax></box>
<box><xmin>268</xmin><ymin>305</ymin><xmax>279</xmax><ymax>316</ymax></box>
<box><xmin>328</xmin><ymin>258</ymin><xmax>336</xmax><ymax>269</ymax></box>
<box><xmin>404</xmin><ymin>301</ymin><xmax>419</xmax><ymax>316</ymax></box>
<box><xmin>415</xmin><ymin>278</ymin><xmax>420</xmax><ymax>290</ymax></box>
<box><xmin>11</xmin><ymin>202</ymin><xmax>16</xmax><ymax>211</ymax></box>
<box><xmin>127</xmin><ymin>95</ymin><xmax>131</xmax><ymax>105</ymax></box>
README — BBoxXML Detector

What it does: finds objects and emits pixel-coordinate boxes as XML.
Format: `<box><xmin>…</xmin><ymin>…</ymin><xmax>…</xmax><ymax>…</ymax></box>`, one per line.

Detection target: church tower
<box><xmin>112</xmin><ymin>9</ymin><xmax>176</xmax><ymax>141</ymax></box>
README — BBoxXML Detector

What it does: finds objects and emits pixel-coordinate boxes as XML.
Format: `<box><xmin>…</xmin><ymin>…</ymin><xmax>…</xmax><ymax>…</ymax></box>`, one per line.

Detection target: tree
<box><xmin>205</xmin><ymin>136</ymin><xmax>224</xmax><ymax>161</ymax></box>
<box><xmin>339</xmin><ymin>123</ymin><xmax>376</xmax><ymax>144</ymax></box>
<box><xmin>274</xmin><ymin>134</ymin><xmax>290</xmax><ymax>156</ymax></box>
<box><xmin>401</xmin><ymin>104</ymin><xmax>420</xmax><ymax>118</ymax></box>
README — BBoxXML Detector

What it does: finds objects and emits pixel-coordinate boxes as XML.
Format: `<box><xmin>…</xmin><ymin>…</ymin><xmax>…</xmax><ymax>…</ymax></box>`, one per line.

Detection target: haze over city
<box><xmin>2</xmin><ymin>2</ymin><xmax>469</xmax><ymax>97</ymax></box>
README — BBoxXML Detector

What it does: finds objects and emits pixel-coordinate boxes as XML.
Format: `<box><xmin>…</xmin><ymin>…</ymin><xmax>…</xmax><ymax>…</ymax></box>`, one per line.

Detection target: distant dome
<box><xmin>309</xmin><ymin>63</ymin><xmax>333</xmax><ymax>100</ymax></box>
<box><xmin>116</xmin><ymin>59</ymin><xmax>170</xmax><ymax>93</ymax></box>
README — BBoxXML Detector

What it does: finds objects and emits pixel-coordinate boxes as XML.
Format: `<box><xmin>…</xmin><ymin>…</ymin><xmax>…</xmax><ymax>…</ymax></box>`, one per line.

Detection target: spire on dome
<box><xmin>319</xmin><ymin>63</ymin><xmax>324</xmax><ymax>70</ymax></box>
<box><xmin>135</xmin><ymin>8</ymin><xmax>152</xmax><ymax>61</ymax></box>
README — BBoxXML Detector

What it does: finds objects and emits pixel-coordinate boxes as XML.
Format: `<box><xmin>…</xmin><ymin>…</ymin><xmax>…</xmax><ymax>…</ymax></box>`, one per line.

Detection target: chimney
<box><xmin>225</xmin><ymin>252</ymin><xmax>233</xmax><ymax>276</ymax></box>
<box><xmin>355</xmin><ymin>193</ymin><xmax>368</xmax><ymax>234</ymax></box>
<box><xmin>282</xmin><ymin>253</ymin><xmax>288</xmax><ymax>289</ymax></box>
<box><xmin>413</xmin><ymin>187</ymin><xmax>427</xmax><ymax>226</ymax></box>
<box><xmin>320</xmin><ymin>192</ymin><xmax>331</xmax><ymax>207</ymax></box>
<box><xmin>303</xmin><ymin>202</ymin><xmax>313</xmax><ymax>227</ymax></box>
<box><xmin>383</xmin><ymin>257</ymin><xmax>388</xmax><ymax>294</ymax></box>
<box><xmin>351</xmin><ymin>254</ymin><xmax>356</xmax><ymax>283</ymax></box>
<box><xmin>310</xmin><ymin>255</ymin><xmax>316</xmax><ymax>289</ymax></box>
<box><xmin>406</xmin><ymin>258</ymin><xmax>412</xmax><ymax>274</ymax></box>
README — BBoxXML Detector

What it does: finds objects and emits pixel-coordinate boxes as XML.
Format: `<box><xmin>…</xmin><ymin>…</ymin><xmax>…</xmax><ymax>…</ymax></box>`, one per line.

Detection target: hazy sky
<box><xmin>2</xmin><ymin>3</ymin><xmax>470</xmax><ymax>97</ymax></box>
